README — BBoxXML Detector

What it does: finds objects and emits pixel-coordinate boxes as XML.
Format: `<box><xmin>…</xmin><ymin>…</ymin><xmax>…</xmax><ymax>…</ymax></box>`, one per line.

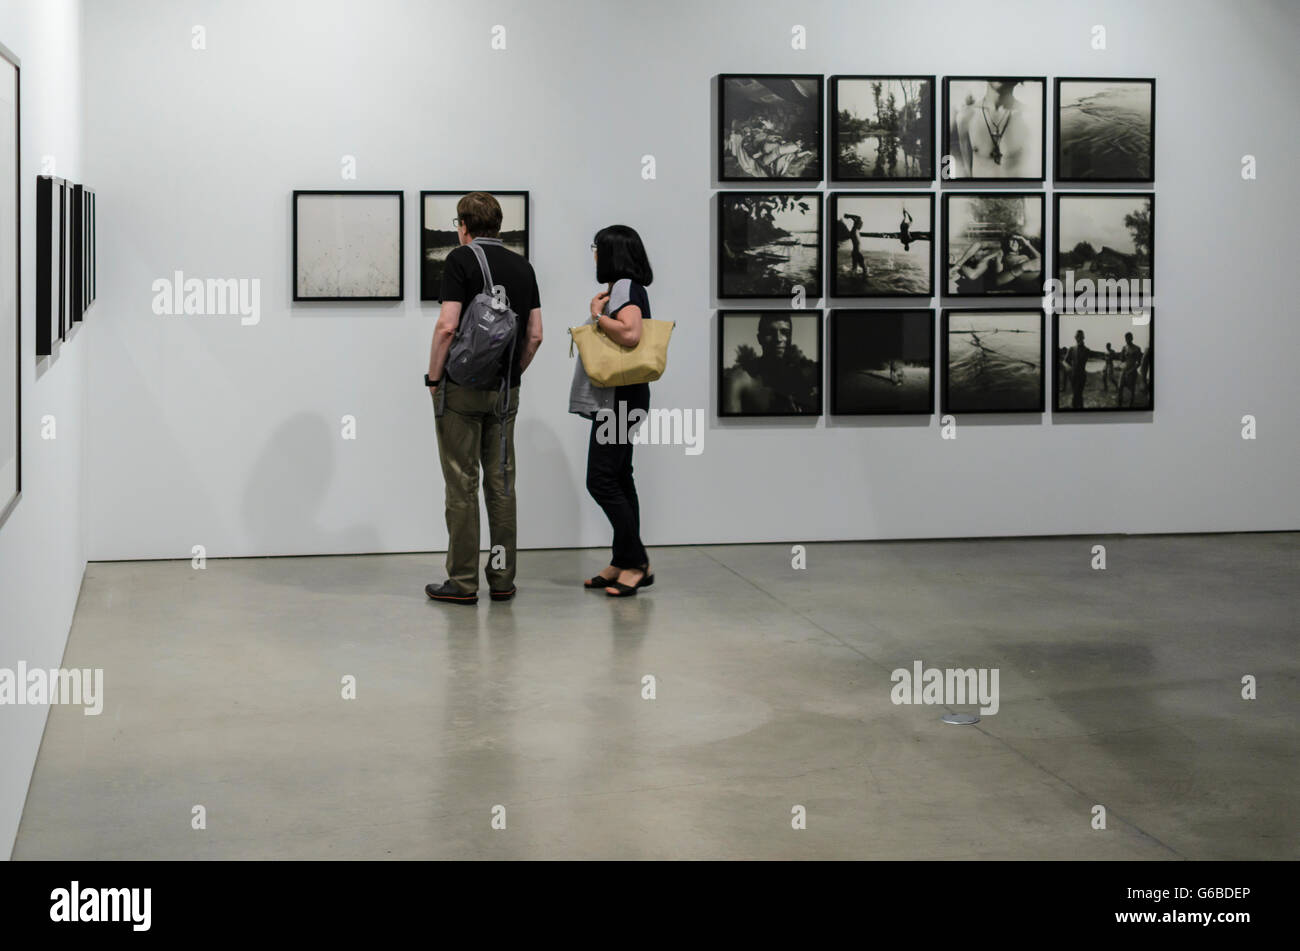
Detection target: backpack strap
<box><xmin>468</xmin><ymin>237</ymin><xmax>504</xmax><ymax>298</ymax></box>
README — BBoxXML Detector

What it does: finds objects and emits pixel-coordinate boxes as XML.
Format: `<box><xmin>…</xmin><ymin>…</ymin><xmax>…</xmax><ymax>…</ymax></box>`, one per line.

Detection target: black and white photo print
<box><xmin>718</xmin><ymin>192</ymin><xmax>822</xmax><ymax>299</ymax></box>
<box><xmin>831</xmin><ymin>75</ymin><xmax>934</xmax><ymax>181</ymax></box>
<box><xmin>719</xmin><ymin>74</ymin><xmax>823</xmax><ymax>182</ymax></box>
<box><xmin>1055</xmin><ymin>311</ymin><xmax>1153</xmax><ymax>411</ymax></box>
<box><xmin>943</xmin><ymin>77</ymin><xmax>1045</xmax><ymax>181</ymax></box>
<box><xmin>830</xmin><ymin>309</ymin><xmax>934</xmax><ymax>415</ymax></box>
<box><xmin>1056</xmin><ymin>78</ymin><xmax>1155</xmax><ymax>182</ymax></box>
<box><xmin>830</xmin><ymin>192</ymin><xmax>934</xmax><ymax>297</ymax></box>
<box><xmin>944</xmin><ymin>193</ymin><xmax>1044</xmax><ymax>297</ymax></box>
<box><xmin>293</xmin><ymin>190</ymin><xmax>403</xmax><ymax>301</ymax></box>
<box><xmin>718</xmin><ymin>310</ymin><xmax>822</xmax><ymax>416</ymax></box>
<box><xmin>1054</xmin><ymin>193</ymin><xmax>1153</xmax><ymax>310</ymax></box>
<box><xmin>941</xmin><ymin>308</ymin><xmax>1044</xmax><ymax>413</ymax></box>
<box><xmin>421</xmin><ymin>191</ymin><xmax>529</xmax><ymax>301</ymax></box>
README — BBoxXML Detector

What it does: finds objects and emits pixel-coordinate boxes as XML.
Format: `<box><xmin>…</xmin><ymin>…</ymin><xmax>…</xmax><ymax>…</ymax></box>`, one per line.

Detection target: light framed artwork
<box><xmin>1053</xmin><ymin>192</ymin><xmax>1153</xmax><ymax>312</ymax></box>
<box><xmin>830</xmin><ymin>309</ymin><xmax>934</xmax><ymax>416</ymax></box>
<box><xmin>35</xmin><ymin>175</ymin><xmax>60</xmax><ymax>356</ymax></box>
<box><xmin>943</xmin><ymin>192</ymin><xmax>1045</xmax><ymax>297</ymax></box>
<box><xmin>0</xmin><ymin>41</ymin><xmax>17</xmax><ymax>531</ymax></box>
<box><xmin>942</xmin><ymin>77</ymin><xmax>1046</xmax><ymax>182</ymax></box>
<box><xmin>829</xmin><ymin>192</ymin><xmax>934</xmax><ymax>298</ymax></box>
<box><xmin>292</xmin><ymin>190</ymin><xmax>403</xmax><ymax>301</ymax></box>
<box><xmin>718</xmin><ymin>310</ymin><xmax>822</xmax><ymax>417</ymax></box>
<box><xmin>830</xmin><ymin>75</ymin><xmax>935</xmax><ymax>182</ymax></box>
<box><xmin>941</xmin><ymin>308</ymin><xmax>1044</xmax><ymax>414</ymax></box>
<box><xmin>1055</xmin><ymin>78</ymin><xmax>1155</xmax><ymax>183</ymax></box>
<box><xmin>1054</xmin><ymin>311</ymin><xmax>1153</xmax><ymax>412</ymax></box>
<box><xmin>719</xmin><ymin>74</ymin><xmax>823</xmax><ymax>182</ymax></box>
<box><xmin>420</xmin><ymin>190</ymin><xmax>529</xmax><ymax>302</ymax></box>
<box><xmin>718</xmin><ymin>191</ymin><xmax>822</xmax><ymax>299</ymax></box>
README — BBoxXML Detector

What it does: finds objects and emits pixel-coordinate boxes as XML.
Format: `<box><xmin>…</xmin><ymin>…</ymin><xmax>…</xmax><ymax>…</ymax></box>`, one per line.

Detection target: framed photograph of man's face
<box><xmin>1053</xmin><ymin>193</ymin><xmax>1153</xmax><ymax>313</ymax></box>
<box><xmin>830</xmin><ymin>309</ymin><xmax>934</xmax><ymax>415</ymax></box>
<box><xmin>829</xmin><ymin>192</ymin><xmax>934</xmax><ymax>297</ymax></box>
<box><xmin>420</xmin><ymin>190</ymin><xmax>529</xmax><ymax>301</ymax></box>
<box><xmin>718</xmin><ymin>310</ymin><xmax>823</xmax><ymax>417</ymax></box>
<box><xmin>943</xmin><ymin>192</ymin><xmax>1044</xmax><ymax>297</ymax></box>
<box><xmin>719</xmin><ymin>74</ymin><xmax>823</xmax><ymax>182</ymax></box>
<box><xmin>718</xmin><ymin>191</ymin><xmax>822</xmax><ymax>299</ymax></box>
<box><xmin>941</xmin><ymin>308</ymin><xmax>1044</xmax><ymax>414</ymax></box>
<box><xmin>1055</xmin><ymin>78</ymin><xmax>1155</xmax><ymax>182</ymax></box>
<box><xmin>942</xmin><ymin>77</ymin><xmax>1045</xmax><ymax>182</ymax></box>
<box><xmin>830</xmin><ymin>75</ymin><xmax>934</xmax><ymax>182</ymax></box>
<box><xmin>1054</xmin><ymin>311</ymin><xmax>1153</xmax><ymax>412</ymax></box>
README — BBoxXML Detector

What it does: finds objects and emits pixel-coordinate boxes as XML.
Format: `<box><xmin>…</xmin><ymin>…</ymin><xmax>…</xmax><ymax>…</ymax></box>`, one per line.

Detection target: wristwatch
<box><xmin>425</xmin><ymin>373</ymin><xmax>440</xmax><ymax>388</ymax></box>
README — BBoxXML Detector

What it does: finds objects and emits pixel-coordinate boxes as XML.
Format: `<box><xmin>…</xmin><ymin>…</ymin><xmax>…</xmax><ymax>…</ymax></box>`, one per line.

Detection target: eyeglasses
<box><xmin>452</xmin><ymin>217</ymin><xmax>463</xmax><ymax>227</ymax></box>
<box><xmin>590</xmin><ymin>243</ymin><xmax>597</xmax><ymax>252</ymax></box>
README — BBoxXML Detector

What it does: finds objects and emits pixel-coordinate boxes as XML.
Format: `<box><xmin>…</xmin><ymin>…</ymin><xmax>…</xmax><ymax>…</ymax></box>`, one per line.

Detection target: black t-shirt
<box><xmin>440</xmin><ymin>241</ymin><xmax>541</xmax><ymax>386</ymax></box>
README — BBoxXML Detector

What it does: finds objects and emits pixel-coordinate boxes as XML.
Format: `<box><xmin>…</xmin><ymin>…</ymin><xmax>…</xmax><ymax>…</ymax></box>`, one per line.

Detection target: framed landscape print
<box><xmin>830</xmin><ymin>309</ymin><xmax>934</xmax><ymax>415</ymax></box>
<box><xmin>292</xmin><ymin>190</ymin><xmax>403</xmax><ymax>301</ymax></box>
<box><xmin>830</xmin><ymin>75</ymin><xmax>934</xmax><ymax>181</ymax></box>
<box><xmin>0</xmin><ymin>42</ymin><xmax>16</xmax><ymax>531</ymax></box>
<box><xmin>718</xmin><ymin>310</ymin><xmax>822</xmax><ymax>417</ymax></box>
<box><xmin>420</xmin><ymin>190</ymin><xmax>529</xmax><ymax>302</ymax></box>
<box><xmin>942</xmin><ymin>77</ymin><xmax>1046</xmax><ymax>182</ymax></box>
<box><xmin>1054</xmin><ymin>193</ymin><xmax>1153</xmax><ymax>312</ymax></box>
<box><xmin>941</xmin><ymin>308</ymin><xmax>1044</xmax><ymax>414</ymax></box>
<box><xmin>1054</xmin><ymin>310</ymin><xmax>1153</xmax><ymax>412</ymax></box>
<box><xmin>719</xmin><ymin>74</ymin><xmax>823</xmax><ymax>182</ymax></box>
<box><xmin>829</xmin><ymin>192</ymin><xmax>934</xmax><ymax>297</ymax></box>
<box><xmin>1056</xmin><ymin>78</ymin><xmax>1155</xmax><ymax>182</ymax></box>
<box><xmin>718</xmin><ymin>191</ymin><xmax>822</xmax><ymax>299</ymax></box>
<box><xmin>943</xmin><ymin>192</ymin><xmax>1044</xmax><ymax>297</ymax></box>
<box><xmin>36</xmin><ymin>176</ymin><xmax>60</xmax><ymax>356</ymax></box>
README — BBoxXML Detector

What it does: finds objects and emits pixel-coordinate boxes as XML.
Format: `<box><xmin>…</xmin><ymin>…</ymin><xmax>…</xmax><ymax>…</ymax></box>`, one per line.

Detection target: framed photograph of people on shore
<box><xmin>830</xmin><ymin>309</ymin><xmax>934</xmax><ymax>415</ymax></box>
<box><xmin>718</xmin><ymin>310</ymin><xmax>822</xmax><ymax>417</ymax></box>
<box><xmin>1054</xmin><ymin>311</ymin><xmax>1153</xmax><ymax>412</ymax></box>
<box><xmin>292</xmin><ymin>190</ymin><xmax>403</xmax><ymax>301</ymax></box>
<box><xmin>718</xmin><ymin>191</ymin><xmax>822</xmax><ymax>299</ymax></box>
<box><xmin>941</xmin><ymin>308</ymin><xmax>1044</xmax><ymax>414</ymax></box>
<box><xmin>719</xmin><ymin>74</ymin><xmax>823</xmax><ymax>182</ymax></box>
<box><xmin>1055</xmin><ymin>78</ymin><xmax>1155</xmax><ymax>182</ymax></box>
<box><xmin>943</xmin><ymin>192</ymin><xmax>1044</xmax><ymax>297</ymax></box>
<box><xmin>830</xmin><ymin>75</ymin><xmax>934</xmax><ymax>182</ymax></box>
<box><xmin>420</xmin><ymin>190</ymin><xmax>529</xmax><ymax>302</ymax></box>
<box><xmin>1053</xmin><ymin>193</ymin><xmax>1153</xmax><ymax>313</ymax></box>
<box><xmin>942</xmin><ymin>77</ymin><xmax>1045</xmax><ymax>182</ymax></box>
<box><xmin>829</xmin><ymin>192</ymin><xmax>934</xmax><ymax>297</ymax></box>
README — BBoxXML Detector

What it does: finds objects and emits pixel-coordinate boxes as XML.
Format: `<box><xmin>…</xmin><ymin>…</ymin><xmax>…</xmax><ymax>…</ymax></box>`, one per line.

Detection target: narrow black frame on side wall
<box><xmin>35</xmin><ymin>175</ymin><xmax>63</xmax><ymax>356</ymax></box>
<box><xmin>0</xmin><ymin>41</ymin><xmax>18</xmax><ymax>532</ymax></box>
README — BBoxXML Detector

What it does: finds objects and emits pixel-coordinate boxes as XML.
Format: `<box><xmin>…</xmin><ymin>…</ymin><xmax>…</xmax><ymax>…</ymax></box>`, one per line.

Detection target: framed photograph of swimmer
<box><xmin>830</xmin><ymin>309</ymin><xmax>934</xmax><ymax>415</ymax></box>
<box><xmin>718</xmin><ymin>310</ymin><xmax>823</xmax><ymax>417</ymax></box>
<box><xmin>292</xmin><ymin>190</ymin><xmax>403</xmax><ymax>301</ymax></box>
<box><xmin>420</xmin><ymin>190</ymin><xmax>529</xmax><ymax>302</ymax></box>
<box><xmin>1053</xmin><ymin>193</ymin><xmax>1154</xmax><ymax>313</ymax></box>
<box><xmin>941</xmin><ymin>77</ymin><xmax>1046</xmax><ymax>182</ymax></box>
<box><xmin>942</xmin><ymin>192</ymin><xmax>1045</xmax><ymax>297</ymax></box>
<box><xmin>829</xmin><ymin>192</ymin><xmax>934</xmax><ymax>297</ymax></box>
<box><xmin>830</xmin><ymin>75</ymin><xmax>935</xmax><ymax>182</ymax></box>
<box><xmin>940</xmin><ymin>309</ymin><xmax>1044</xmax><ymax>414</ymax></box>
<box><xmin>1055</xmin><ymin>78</ymin><xmax>1155</xmax><ymax>182</ymax></box>
<box><xmin>1053</xmin><ymin>311</ymin><xmax>1153</xmax><ymax>412</ymax></box>
<box><xmin>717</xmin><ymin>191</ymin><xmax>822</xmax><ymax>299</ymax></box>
<box><xmin>718</xmin><ymin>74</ymin><xmax>823</xmax><ymax>182</ymax></box>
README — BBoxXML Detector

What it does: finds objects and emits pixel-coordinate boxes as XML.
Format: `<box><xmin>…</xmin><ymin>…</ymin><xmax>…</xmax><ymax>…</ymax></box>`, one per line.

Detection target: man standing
<box><xmin>1116</xmin><ymin>331</ymin><xmax>1143</xmax><ymax>408</ymax></box>
<box><xmin>425</xmin><ymin>192</ymin><xmax>543</xmax><ymax>605</ymax></box>
<box><xmin>1067</xmin><ymin>328</ymin><xmax>1101</xmax><ymax>410</ymax></box>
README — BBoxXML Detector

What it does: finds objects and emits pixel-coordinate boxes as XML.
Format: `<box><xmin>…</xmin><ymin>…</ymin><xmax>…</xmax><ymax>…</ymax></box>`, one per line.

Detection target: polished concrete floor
<box><xmin>13</xmin><ymin>534</ymin><xmax>1299</xmax><ymax>860</ymax></box>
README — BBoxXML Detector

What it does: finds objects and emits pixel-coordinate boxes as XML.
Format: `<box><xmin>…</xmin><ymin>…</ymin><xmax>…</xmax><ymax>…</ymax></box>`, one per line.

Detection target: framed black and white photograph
<box><xmin>60</xmin><ymin>180</ymin><xmax>72</xmax><ymax>339</ymax></box>
<box><xmin>942</xmin><ymin>77</ymin><xmax>1045</xmax><ymax>182</ymax></box>
<box><xmin>420</xmin><ymin>190</ymin><xmax>528</xmax><ymax>302</ymax></box>
<box><xmin>1054</xmin><ymin>311</ymin><xmax>1153</xmax><ymax>412</ymax></box>
<box><xmin>1056</xmin><ymin>78</ymin><xmax>1155</xmax><ymax>182</ymax></box>
<box><xmin>941</xmin><ymin>308</ymin><xmax>1044</xmax><ymax>414</ymax></box>
<box><xmin>0</xmin><ymin>41</ymin><xmax>17</xmax><ymax>530</ymax></box>
<box><xmin>71</xmin><ymin>184</ymin><xmax>85</xmax><ymax>323</ymax></box>
<box><xmin>943</xmin><ymin>192</ymin><xmax>1044</xmax><ymax>297</ymax></box>
<box><xmin>719</xmin><ymin>74</ymin><xmax>823</xmax><ymax>182</ymax></box>
<box><xmin>292</xmin><ymin>190</ymin><xmax>403</xmax><ymax>301</ymax></box>
<box><xmin>1054</xmin><ymin>193</ymin><xmax>1153</xmax><ymax>312</ymax></box>
<box><xmin>830</xmin><ymin>309</ymin><xmax>934</xmax><ymax>415</ymax></box>
<box><xmin>35</xmin><ymin>176</ymin><xmax>60</xmax><ymax>356</ymax></box>
<box><xmin>829</xmin><ymin>192</ymin><xmax>934</xmax><ymax>297</ymax></box>
<box><xmin>718</xmin><ymin>191</ymin><xmax>822</xmax><ymax>299</ymax></box>
<box><xmin>830</xmin><ymin>75</ymin><xmax>934</xmax><ymax>182</ymax></box>
<box><xmin>718</xmin><ymin>310</ymin><xmax>822</xmax><ymax>417</ymax></box>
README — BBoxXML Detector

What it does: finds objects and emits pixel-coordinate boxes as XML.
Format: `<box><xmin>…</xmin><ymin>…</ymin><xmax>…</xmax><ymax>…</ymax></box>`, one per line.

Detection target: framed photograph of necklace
<box><xmin>942</xmin><ymin>77</ymin><xmax>1045</xmax><ymax>182</ymax></box>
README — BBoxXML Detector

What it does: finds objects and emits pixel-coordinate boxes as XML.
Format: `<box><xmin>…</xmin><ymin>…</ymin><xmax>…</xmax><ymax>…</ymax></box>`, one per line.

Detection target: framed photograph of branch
<box><xmin>829</xmin><ymin>192</ymin><xmax>934</xmax><ymax>297</ymax></box>
<box><xmin>718</xmin><ymin>191</ymin><xmax>822</xmax><ymax>299</ymax></box>
<box><xmin>420</xmin><ymin>190</ymin><xmax>529</xmax><ymax>302</ymax></box>
<box><xmin>830</xmin><ymin>75</ymin><xmax>934</xmax><ymax>182</ymax></box>
<box><xmin>942</xmin><ymin>76</ymin><xmax>1046</xmax><ymax>182</ymax></box>
<box><xmin>1055</xmin><ymin>78</ymin><xmax>1155</xmax><ymax>183</ymax></box>
<box><xmin>718</xmin><ymin>310</ymin><xmax>823</xmax><ymax>417</ymax></box>
<box><xmin>942</xmin><ymin>192</ymin><xmax>1045</xmax><ymax>297</ymax></box>
<box><xmin>719</xmin><ymin>74</ymin><xmax>823</xmax><ymax>182</ymax></box>
<box><xmin>0</xmin><ymin>41</ymin><xmax>17</xmax><ymax>531</ymax></box>
<box><xmin>292</xmin><ymin>190</ymin><xmax>403</xmax><ymax>301</ymax></box>
<box><xmin>941</xmin><ymin>308</ymin><xmax>1044</xmax><ymax>414</ymax></box>
<box><xmin>830</xmin><ymin>309</ymin><xmax>934</xmax><ymax>415</ymax></box>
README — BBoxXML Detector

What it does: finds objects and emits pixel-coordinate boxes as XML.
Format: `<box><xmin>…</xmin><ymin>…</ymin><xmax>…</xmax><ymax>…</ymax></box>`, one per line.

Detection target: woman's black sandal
<box><xmin>605</xmin><ymin>567</ymin><xmax>654</xmax><ymax>597</ymax></box>
<box><xmin>584</xmin><ymin>574</ymin><xmax>618</xmax><ymax>589</ymax></box>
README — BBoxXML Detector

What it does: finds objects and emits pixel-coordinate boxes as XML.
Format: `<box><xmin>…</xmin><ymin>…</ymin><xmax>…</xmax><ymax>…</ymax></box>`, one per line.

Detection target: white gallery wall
<box><xmin>82</xmin><ymin>0</ymin><xmax>1299</xmax><ymax>560</ymax></box>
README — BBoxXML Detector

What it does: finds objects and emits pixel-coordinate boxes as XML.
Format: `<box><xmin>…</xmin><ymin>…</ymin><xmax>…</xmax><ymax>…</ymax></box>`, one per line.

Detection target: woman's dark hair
<box><xmin>594</xmin><ymin>224</ymin><xmax>653</xmax><ymax>286</ymax></box>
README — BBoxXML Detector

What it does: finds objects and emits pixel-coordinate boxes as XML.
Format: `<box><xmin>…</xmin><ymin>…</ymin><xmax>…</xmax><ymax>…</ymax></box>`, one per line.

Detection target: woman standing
<box><xmin>570</xmin><ymin>225</ymin><xmax>655</xmax><ymax>597</ymax></box>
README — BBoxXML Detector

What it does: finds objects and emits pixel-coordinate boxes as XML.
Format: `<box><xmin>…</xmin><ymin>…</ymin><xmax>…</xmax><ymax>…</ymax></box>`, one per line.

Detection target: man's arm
<box><xmin>518</xmin><ymin>307</ymin><xmax>543</xmax><ymax>372</ymax></box>
<box><xmin>427</xmin><ymin>300</ymin><xmax>462</xmax><ymax>383</ymax></box>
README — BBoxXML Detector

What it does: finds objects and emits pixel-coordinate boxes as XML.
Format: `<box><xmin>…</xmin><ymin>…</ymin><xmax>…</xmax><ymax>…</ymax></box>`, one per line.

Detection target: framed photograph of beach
<box><xmin>830</xmin><ymin>309</ymin><xmax>934</xmax><ymax>415</ymax></box>
<box><xmin>1055</xmin><ymin>78</ymin><xmax>1155</xmax><ymax>183</ymax></box>
<box><xmin>1053</xmin><ymin>192</ymin><xmax>1153</xmax><ymax>314</ymax></box>
<box><xmin>829</xmin><ymin>192</ymin><xmax>934</xmax><ymax>298</ymax></box>
<box><xmin>1054</xmin><ymin>310</ymin><xmax>1153</xmax><ymax>411</ymax></box>
<box><xmin>718</xmin><ymin>74</ymin><xmax>823</xmax><ymax>182</ymax></box>
<box><xmin>420</xmin><ymin>190</ymin><xmax>529</xmax><ymax>302</ymax></box>
<box><xmin>942</xmin><ymin>77</ymin><xmax>1046</xmax><ymax>182</ymax></box>
<box><xmin>942</xmin><ymin>192</ymin><xmax>1045</xmax><ymax>297</ymax></box>
<box><xmin>292</xmin><ymin>190</ymin><xmax>403</xmax><ymax>301</ymax></box>
<box><xmin>830</xmin><ymin>75</ymin><xmax>934</xmax><ymax>182</ymax></box>
<box><xmin>941</xmin><ymin>308</ymin><xmax>1044</xmax><ymax>414</ymax></box>
<box><xmin>718</xmin><ymin>310</ymin><xmax>823</xmax><ymax>417</ymax></box>
<box><xmin>718</xmin><ymin>191</ymin><xmax>822</xmax><ymax>299</ymax></box>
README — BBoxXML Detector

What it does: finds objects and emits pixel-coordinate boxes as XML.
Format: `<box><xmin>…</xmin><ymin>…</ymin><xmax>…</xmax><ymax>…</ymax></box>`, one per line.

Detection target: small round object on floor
<box><xmin>941</xmin><ymin>712</ymin><xmax>980</xmax><ymax>725</ymax></box>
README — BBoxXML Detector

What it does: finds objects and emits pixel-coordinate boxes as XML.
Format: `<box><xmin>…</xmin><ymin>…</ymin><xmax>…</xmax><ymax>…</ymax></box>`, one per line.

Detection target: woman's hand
<box><xmin>589</xmin><ymin>291</ymin><xmax>610</xmax><ymax>320</ymax></box>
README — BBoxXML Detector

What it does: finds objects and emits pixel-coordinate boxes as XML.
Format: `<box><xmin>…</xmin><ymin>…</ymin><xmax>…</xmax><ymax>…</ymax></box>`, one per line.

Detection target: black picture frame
<box><xmin>1055</xmin><ymin>77</ymin><xmax>1155</xmax><ymax>183</ymax></box>
<box><xmin>1052</xmin><ymin>192</ymin><xmax>1154</xmax><ymax>312</ymax></box>
<box><xmin>0</xmin><ymin>41</ymin><xmax>17</xmax><ymax>532</ymax></box>
<box><xmin>942</xmin><ymin>191</ymin><xmax>1045</xmax><ymax>298</ymax></box>
<box><xmin>828</xmin><ymin>191</ymin><xmax>935</xmax><ymax>298</ymax></box>
<box><xmin>829</xmin><ymin>309</ymin><xmax>935</xmax><ymax>416</ymax></box>
<box><xmin>717</xmin><ymin>191</ymin><xmax>823</xmax><ymax>300</ymax></box>
<box><xmin>940</xmin><ymin>308</ymin><xmax>1045</xmax><ymax>414</ymax></box>
<box><xmin>419</xmin><ymin>190</ymin><xmax>530</xmax><ymax>302</ymax></box>
<box><xmin>292</xmin><ymin>189</ymin><xmax>404</xmax><ymax>302</ymax></box>
<box><xmin>1053</xmin><ymin>310</ymin><xmax>1154</xmax><ymax>412</ymax></box>
<box><xmin>829</xmin><ymin>74</ymin><xmax>935</xmax><ymax>182</ymax></box>
<box><xmin>71</xmin><ymin>184</ymin><xmax>84</xmax><ymax>323</ymax></box>
<box><xmin>60</xmin><ymin>180</ymin><xmax>72</xmax><ymax>338</ymax></box>
<box><xmin>941</xmin><ymin>76</ymin><xmax>1046</xmax><ymax>183</ymax></box>
<box><xmin>718</xmin><ymin>309</ymin><xmax>823</xmax><ymax>417</ymax></box>
<box><xmin>35</xmin><ymin>175</ymin><xmax>60</xmax><ymax>356</ymax></box>
<box><xmin>719</xmin><ymin>74</ymin><xmax>824</xmax><ymax>183</ymax></box>
<box><xmin>88</xmin><ymin>190</ymin><xmax>95</xmax><ymax>305</ymax></box>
